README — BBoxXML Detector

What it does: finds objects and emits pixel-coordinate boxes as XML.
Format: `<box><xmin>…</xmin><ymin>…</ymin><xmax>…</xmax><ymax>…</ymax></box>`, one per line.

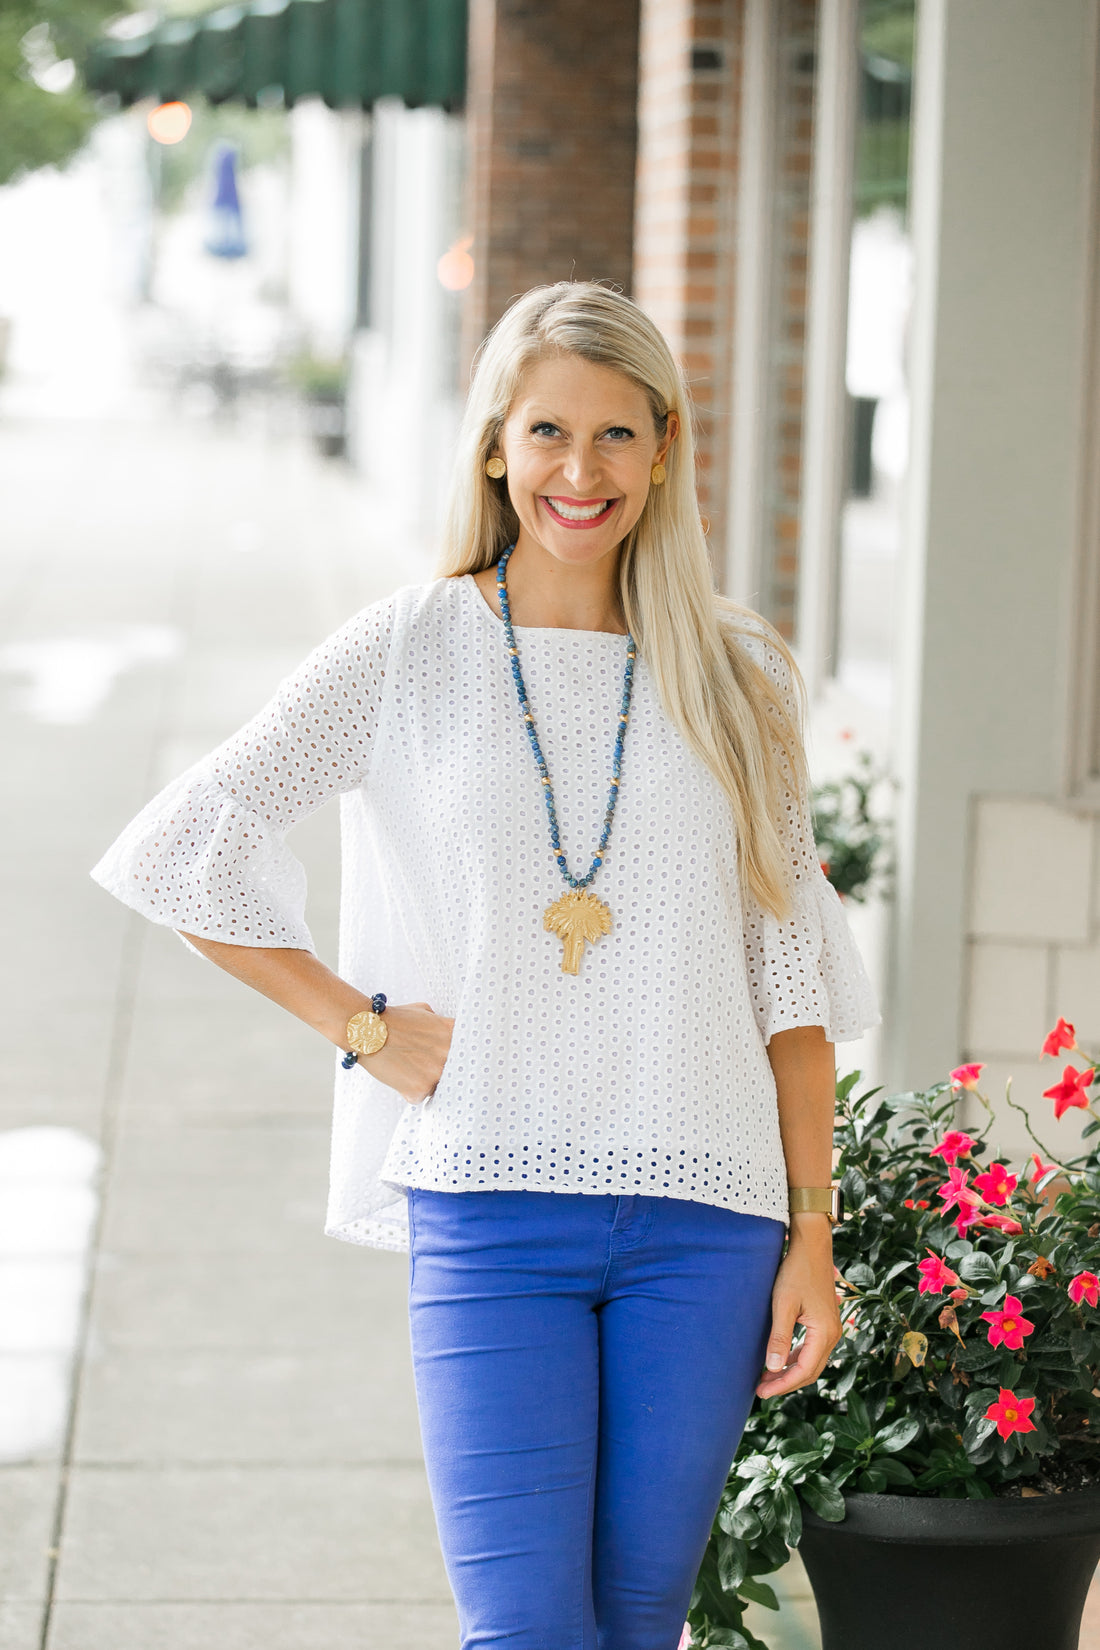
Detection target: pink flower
<box><xmin>977</xmin><ymin>1213</ymin><xmax>1023</xmax><ymax>1235</ymax></box>
<box><xmin>972</xmin><ymin>1162</ymin><xmax>1017</xmax><ymax>1206</ymax></box>
<box><xmin>1069</xmin><ymin>1272</ymin><xmax>1100</xmax><ymax>1308</ymax></box>
<box><xmin>930</xmin><ymin>1130</ymin><xmax>977</xmax><ymax>1167</ymax></box>
<box><xmin>1028</xmin><ymin>1152</ymin><xmax>1060</xmax><ymax>1183</ymax></box>
<box><xmin>937</xmin><ymin>1166</ymin><xmax>983</xmax><ymax>1217</ymax></box>
<box><xmin>985</xmin><ymin>1388</ymin><xmax>1037</xmax><ymax>1441</ymax></box>
<box><xmin>677</xmin><ymin>1626</ymin><xmax>692</xmax><ymax>1650</ymax></box>
<box><xmin>980</xmin><ymin>1295</ymin><xmax>1035</xmax><ymax>1350</ymax></box>
<box><xmin>950</xmin><ymin>1063</ymin><xmax>985</xmax><ymax>1091</ymax></box>
<box><xmin>917</xmin><ymin>1251</ymin><xmax>962</xmax><ymax>1296</ymax></box>
<box><xmin>949</xmin><ymin>1287</ymin><xmax>969</xmax><ymax>1302</ymax></box>
<box><xmin>1041</xmin><ymin>1018</ymin><xmax>1078</xmax><ymax>1059</ymax></box>
<box><xmin>953</xmin><ymin>1204</ymin><xmax>984</xmax><ymax>1236</ymax></box>
<box><xmin>1043</xmin><ymin>1065</ymin><xmax>1096</xmax><ymax>1121</ymax></box>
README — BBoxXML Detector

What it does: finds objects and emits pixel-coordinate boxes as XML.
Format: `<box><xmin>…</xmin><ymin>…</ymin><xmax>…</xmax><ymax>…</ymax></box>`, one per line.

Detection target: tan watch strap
<box><xmin>788</xmin><ymin>1185</ymin><xmax>841</xmax><ymax>1221</ymax></box>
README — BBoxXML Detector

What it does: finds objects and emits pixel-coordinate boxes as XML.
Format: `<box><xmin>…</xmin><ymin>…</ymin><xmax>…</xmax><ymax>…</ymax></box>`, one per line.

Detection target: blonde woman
<box><xmin>92</xmin><ymin>282</ymin><xmax>879</xmax><ymax>1649</ymax></box>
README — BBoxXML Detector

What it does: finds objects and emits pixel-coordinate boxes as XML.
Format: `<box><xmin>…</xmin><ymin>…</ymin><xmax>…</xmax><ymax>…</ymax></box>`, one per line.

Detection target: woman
<box><xmin>92</xmin><ymin>281</ymin><xmax>879</xmax><ymax>1649</ymax></box>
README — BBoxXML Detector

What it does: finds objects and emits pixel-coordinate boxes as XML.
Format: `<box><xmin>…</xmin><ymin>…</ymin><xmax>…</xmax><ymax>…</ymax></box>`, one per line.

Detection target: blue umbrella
<box><xmin>204</xmin><ymin>142</ymin><xmax>248</xmax><ymax>259</ymax></box>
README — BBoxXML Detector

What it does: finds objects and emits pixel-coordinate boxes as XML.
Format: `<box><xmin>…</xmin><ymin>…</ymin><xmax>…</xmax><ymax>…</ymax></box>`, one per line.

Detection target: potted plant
<box><xmin>688</xmin><ymin>1018</ymin><xmax>1100</xmax><ymax>1650</ymax></box>
<box><xmin>811</xmin><ymin>748</ymin><xmax>893</xmax><ymax>904</ymax></box>
<box><xmin>286</xmin><ymin>352</ymin><xmax>349</xmax><ymax>459</ymax></box>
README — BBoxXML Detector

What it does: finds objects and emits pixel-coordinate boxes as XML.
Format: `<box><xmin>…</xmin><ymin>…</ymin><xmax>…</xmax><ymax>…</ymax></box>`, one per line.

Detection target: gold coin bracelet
<box><xmin>342</xmin><ymin>993</ymin><xmax>388</xmax><ymax>1068</ymax></box>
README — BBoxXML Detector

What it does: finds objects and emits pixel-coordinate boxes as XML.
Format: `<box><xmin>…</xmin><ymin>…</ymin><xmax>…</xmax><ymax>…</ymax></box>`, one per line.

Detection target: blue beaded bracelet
<box><xmin>340</xmin><ymin>993</ymin><xmax>388</xmax><ymax>1068</ymax></box>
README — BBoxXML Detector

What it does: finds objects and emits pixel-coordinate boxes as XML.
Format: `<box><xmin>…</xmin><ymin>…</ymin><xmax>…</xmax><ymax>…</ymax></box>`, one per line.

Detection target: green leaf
<box><xmin>875</xmin><ymin>1456</ymin><xmax>915</xmax><ymax>1485</ymax></box>
<box><xmin>962</xmin><ymin>1414</ymin><xmax>997</xmax><ymax>1452</ymax></box>
<box><xmin>799</xmin><ymin>1477</ymin><xmax>847</xmax><ymax>1520</ymax></box>
<box><xmin>959</xmin><ymin>1252</ymin><xmax>997</xmax><ymax>1283</ymax></box>
<box><xmin>875</xmin><ymin>1414</ymin><xmax>922</xmax><ymax>1453</ymax></box>
<box><xmin>846</xmin><ymin>1391</ymin><xmax>872</xmax><ymax>1434</ymax></box>
<box><xmin>716</xmin><ymin>1534</ymin><xmax>747</xmax><ymax>1593</ymax></box>
<box><xmin>737</xmin><ymin>1577</ymin><xmax>780</xmax><ymax>1612</ymax></box>
<box><xmin>858</xmin><ymin>1467</ymin><xmax>888</xmax><ymax>1492</ymax></box>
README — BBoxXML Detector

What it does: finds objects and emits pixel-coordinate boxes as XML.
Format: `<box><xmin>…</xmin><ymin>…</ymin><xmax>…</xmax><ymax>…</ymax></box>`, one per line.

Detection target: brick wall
<box><xmin>633</xmin><ymin>0</ymin><xmax>816</xmax><ymax>636</ymax></box>
<box><xmin>460</xmin><ymin>0</ymin><xmax>641</xmax><ymax>381</ymax></box>
<box><xmin>634</xmin><ymin>0</ymin><xmax>742</xmax><ymax>574</ymax></box>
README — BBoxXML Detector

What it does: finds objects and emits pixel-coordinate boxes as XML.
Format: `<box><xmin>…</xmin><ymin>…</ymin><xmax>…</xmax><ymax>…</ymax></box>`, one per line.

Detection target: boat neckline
<box><xmin>462</xmin><ymin>572</ymin><xmax>631</xmax><ymax>640</ymax></box>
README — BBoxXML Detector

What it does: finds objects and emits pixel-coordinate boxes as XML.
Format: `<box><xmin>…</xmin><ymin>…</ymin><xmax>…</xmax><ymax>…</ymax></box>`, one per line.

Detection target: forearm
<box><xmin>766</xmin><ymin>1023</ymin><xmax>837</xmax><ymax>1239</ymax></box>
<box><xmin>178</xmin><ymin>934</ymin><xmax>370</xmax><ymax>1050</ymax></box>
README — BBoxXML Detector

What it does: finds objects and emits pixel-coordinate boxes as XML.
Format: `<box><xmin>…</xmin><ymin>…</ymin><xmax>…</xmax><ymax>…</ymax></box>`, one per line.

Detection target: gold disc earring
<box><xmin>485</xmin><ymin>456</ymin><xmax>506</xmax><ymax>479</ymax></box>
<box><xmin>650</xmin><ymin>462</ymin><xmax>666</xmax><ymax>485</ymax></box>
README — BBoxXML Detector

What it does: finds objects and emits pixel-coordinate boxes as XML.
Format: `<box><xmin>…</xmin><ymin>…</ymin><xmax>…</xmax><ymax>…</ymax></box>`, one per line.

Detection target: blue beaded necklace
<box><xmin>496</xmin><ymin>541</ymin><xmax>636</xmax><ymax>975</ymax></box>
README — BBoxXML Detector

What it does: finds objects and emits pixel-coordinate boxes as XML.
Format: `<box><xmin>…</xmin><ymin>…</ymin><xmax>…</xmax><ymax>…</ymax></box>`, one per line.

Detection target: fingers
<box><xmin>755</xmin><ymin>1315</ymin><xmax>839</xmax><ymax>1399</ymax></box>
<box><xmin>763</xmin><ymin>1294</ymin><xmax>798</xmax><ymax>1376</ymax></box>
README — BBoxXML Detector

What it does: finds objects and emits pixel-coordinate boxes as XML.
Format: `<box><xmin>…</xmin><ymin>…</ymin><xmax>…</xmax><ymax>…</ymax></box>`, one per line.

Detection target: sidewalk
<box><xmin>0</xmin><ymin>409</ymin><xmax>451</xmax><ymax>1650</ymax></box>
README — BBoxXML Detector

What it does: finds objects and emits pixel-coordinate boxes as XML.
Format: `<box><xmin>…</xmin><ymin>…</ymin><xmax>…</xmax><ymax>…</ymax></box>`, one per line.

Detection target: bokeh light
<box><xmin>437</xmin><ymin>234</ymin><xmax>474</xmax><ymax>292</ymax></box>
<box><xmin>147</xmin><ymin>102</ymin><xmax>193</xmax><ymax>145</ymax></box>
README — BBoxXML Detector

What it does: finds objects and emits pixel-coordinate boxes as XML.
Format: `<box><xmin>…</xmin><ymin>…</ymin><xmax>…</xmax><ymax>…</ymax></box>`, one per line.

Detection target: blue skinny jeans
<box><xmin>405</xmin><ymin>1187</ymin><xmax>787</xmax><ymax>1650</ymax></box>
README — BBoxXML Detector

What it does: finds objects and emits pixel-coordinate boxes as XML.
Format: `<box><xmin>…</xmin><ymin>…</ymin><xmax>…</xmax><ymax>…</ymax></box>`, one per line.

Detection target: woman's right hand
<box><xmin>362</xmin><ymin>1001</ymin><xmax>455</xmax><ymax>1104</ymax></box>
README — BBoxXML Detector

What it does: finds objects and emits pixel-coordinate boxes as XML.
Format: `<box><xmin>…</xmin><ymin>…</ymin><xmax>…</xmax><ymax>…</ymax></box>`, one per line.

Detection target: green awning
<box><xmin>84</xmin><ymin>0</ymin><xmax>467</xmax><ymax>111</ymax></box>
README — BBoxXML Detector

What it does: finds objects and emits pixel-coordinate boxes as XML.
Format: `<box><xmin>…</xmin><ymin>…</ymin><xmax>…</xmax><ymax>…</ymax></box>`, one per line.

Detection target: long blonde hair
<box><xmin>433</xmin><ymin>281</ymin><xmax>810</xmax><ymax>921</ymax></box>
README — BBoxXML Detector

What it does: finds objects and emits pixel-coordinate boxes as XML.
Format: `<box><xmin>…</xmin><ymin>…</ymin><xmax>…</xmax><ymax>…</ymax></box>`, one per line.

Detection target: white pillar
<box><xmin>889</xmin><ymin>0</ymin><xmax>1099</xmax><ymax>1088</ymax></box>
<box><xmin>287</xmin><ymin>99</ymin><xmax>362</xmax><ymax>356</ymax></box>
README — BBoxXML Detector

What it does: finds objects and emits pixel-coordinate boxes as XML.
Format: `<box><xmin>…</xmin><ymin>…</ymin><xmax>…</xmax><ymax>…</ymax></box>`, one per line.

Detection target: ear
<box><xmin>657</xmin><ymin>409</ymin><xmax>681</xmax><ymax>464</ymax></box>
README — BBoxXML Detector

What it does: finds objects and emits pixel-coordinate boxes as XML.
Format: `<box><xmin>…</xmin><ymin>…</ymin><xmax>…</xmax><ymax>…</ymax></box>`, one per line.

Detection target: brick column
<box><xmin>633</xmin><ymin>0</ymin><xmax>743</xmax><ymax>570</ymax></box>
<box><xmin>633</xmin><ymin>0</ymin><xmax>816</xmax><ymax>637</ymax></box>
<box><xmin>460</xmin><ymin>0</ymin><xmax>641</xmax><ymax>379</ymax></box>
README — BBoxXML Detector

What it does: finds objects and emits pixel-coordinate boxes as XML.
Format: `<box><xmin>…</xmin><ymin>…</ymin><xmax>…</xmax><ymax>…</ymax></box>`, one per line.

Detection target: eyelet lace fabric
<box><xmin>92</xmin><ymin>574</ymin><xmax>879</xmax><ymax>1250</ymax></box>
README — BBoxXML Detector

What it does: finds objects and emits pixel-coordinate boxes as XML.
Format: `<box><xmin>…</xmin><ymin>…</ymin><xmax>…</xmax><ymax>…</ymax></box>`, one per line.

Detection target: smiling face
<box><xmin>493</xmin><ymin>353</ymin><xmax>677</xmax><ymax>567</ymax></box>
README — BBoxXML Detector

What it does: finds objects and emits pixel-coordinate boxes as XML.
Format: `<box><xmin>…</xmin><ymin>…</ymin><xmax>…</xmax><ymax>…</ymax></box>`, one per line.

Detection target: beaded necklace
<box><xmin>496</xmin><ymin>542</ymin><xmax>636</xmax><ymax>975</ymax></box>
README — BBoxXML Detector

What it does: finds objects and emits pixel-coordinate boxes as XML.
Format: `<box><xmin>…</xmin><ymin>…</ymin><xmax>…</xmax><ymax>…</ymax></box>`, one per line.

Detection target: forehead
<box><xmin>508</xmin><ymin>353</ymin><xmax>651</xmax><ymax>421</ymax></box>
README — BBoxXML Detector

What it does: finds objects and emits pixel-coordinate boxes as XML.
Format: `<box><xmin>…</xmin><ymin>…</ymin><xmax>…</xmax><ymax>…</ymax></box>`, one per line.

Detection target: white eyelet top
<box><xmin>91</xmin><ymin>573</ymin><xmax>880</xmax><ymax>1250</ymax></box>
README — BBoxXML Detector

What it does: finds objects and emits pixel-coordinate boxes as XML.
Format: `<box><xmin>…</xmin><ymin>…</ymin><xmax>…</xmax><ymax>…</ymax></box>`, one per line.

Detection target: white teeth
<box><xmin>547</xmin><ymin>498</ymin><xmax>611</xmax><ymax>521</ymax></box>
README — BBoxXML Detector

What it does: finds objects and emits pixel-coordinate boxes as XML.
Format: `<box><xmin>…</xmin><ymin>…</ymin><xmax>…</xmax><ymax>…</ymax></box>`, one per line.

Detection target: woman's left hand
<box><xmin>754</xmin><ymin>1214</ymin><xmax>841</xmax><ymax>1398</ymax></box>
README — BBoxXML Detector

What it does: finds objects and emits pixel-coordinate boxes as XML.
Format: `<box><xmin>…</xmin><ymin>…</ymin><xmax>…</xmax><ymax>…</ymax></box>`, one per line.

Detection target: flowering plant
<box><xmin>688</xmin><ymin>1018</ymin><xmax>1100</xmax><ymax>1650</ymax></box>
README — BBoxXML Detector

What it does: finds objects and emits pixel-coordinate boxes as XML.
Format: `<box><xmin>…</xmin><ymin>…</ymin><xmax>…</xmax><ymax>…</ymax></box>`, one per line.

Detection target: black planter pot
<box><xmin>799</xmin><ymin>1487</ymin><xmax>1100</xmax><ymax>1650</ymax></box>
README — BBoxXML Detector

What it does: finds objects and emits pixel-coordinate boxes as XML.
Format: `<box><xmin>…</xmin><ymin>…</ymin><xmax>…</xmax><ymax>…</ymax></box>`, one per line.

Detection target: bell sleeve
<box><xmin>90</xmin><ymin>595</ymin><xmax>396</xmax><ymax>952</ymax></box>
<box><xmin>732</xmin><ymin>623</ymin><xmax>881</xmax><ymax>1046</ymax></box>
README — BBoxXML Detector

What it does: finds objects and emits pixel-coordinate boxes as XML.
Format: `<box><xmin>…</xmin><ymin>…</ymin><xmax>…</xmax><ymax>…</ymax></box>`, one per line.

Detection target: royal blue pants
<box><xmin>405</xmin><ymin>1187</ymin><xmax>787</xmax><ymax>1650</ymax></box>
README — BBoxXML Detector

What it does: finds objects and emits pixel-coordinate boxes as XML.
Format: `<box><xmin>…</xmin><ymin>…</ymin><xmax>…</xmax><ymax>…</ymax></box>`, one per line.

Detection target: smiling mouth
<box><xmin>540</xmin><ymin>496</ymin><xmax>619</xmax><ymax>526</ymax></box>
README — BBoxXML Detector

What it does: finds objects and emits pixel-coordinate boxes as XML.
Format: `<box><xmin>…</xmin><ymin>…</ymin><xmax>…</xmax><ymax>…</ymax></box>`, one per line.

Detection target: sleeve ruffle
<box><xmin>89</xmin><ymin>595</ymin><xmax>396</xmax><ymax>950</ymax></box>
<box><xmin>90</xmin><ymin>768</ymin><xmax>314</xmax><ymax>950</ymax></box>
<box><xmin>728</xmin><ymin>613</ymin><xmax>882</xmax><ymax>1046</ymax></box>
<box><xmin>742</xmin><ymin>864</ymin><xmax>882</xmax><ymax>1045</ymax></box>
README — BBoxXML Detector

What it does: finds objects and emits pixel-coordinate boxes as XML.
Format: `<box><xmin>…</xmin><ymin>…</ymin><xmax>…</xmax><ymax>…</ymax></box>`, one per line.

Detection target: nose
<box><xmin>560</xmin><ymin>443</ymin><xmax>605</xmax><ymax>494</ymax></box>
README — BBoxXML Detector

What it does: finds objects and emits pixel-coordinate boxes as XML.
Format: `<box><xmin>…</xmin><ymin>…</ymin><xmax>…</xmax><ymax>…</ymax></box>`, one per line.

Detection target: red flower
<box><xmin>980</xmin><ymin>1295</ymin><xmax>1035</xmax><ymax>1350</ymax></box>
<box><xmin>1028</xmin><ymin>1152</ymin><xmax>1060</xmax><ymax>1183</ymax></box>
<box><xmin>985</xmin><ymin>1388</ymin><xmax>1037</xmax><ymax>1441</ymax></box>
<box><xmin>977</xmin><ymin>1213</ymin><xmax>1023</xmax><ymax>1235</ymax></box>
<box><xmin>953</xmin><ymin>1203</ymin><xmax>984</xmax><ymax>1237</ymax></box>
<box><xmin>917</xmin><ymin>1251</ymin><xmax>962</xmax><ymax>1296</ymax></box>
<box><xmin>937</xmin><ymin>1166</ymin><xmax>983</xmax><ymax>1217</ymax></box>
<box><xmin>949</xmin><ymin>1287</ymin><xmax>968</xmax><ymax>1302</ymax></box>
<box><xmin>949</xmin><ymin>1063</ymin><xmax>985</xmax><ymax>1091</ymax></box>
<box><xmin>972</xmin><ymin>1162</ymin><xmax>1017</xmax><ymax>1206</ymax></box>
<box><xmin>1069</xmin><ymin>1271</ymin><xmax>1100</xmax><ymax>1308</ymax></box>
<box><xmin>904</xmin><ymin>1197</ymin><xmax>932</xmax><ymax>1210</ymax></box>
<box><xmin>930</xmin><ymin>1130</ymin><xmax>977</xmax><ymax>1167</ymax></box>
<box><xmin>819</xmin><ymin>860</ymin><xmax>831</xmax><ymax>877</ymax></box>
<box><xmin>1041</xmin><ymin>1018</ymin><xmax>1077</xmax><ymax>1059</ymax></box>
<box><xmin>1043</xmin><ymin>1064</ymin><xmax>1096</xmax><ymax>1121</ymax></box>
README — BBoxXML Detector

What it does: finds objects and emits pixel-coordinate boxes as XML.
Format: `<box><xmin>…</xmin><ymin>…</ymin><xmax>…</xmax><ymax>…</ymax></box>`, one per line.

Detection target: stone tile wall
<box><xmin>960</xmin><ymin>796</ymin><xmax>1100</xmax><ymax>1163</ymax></box>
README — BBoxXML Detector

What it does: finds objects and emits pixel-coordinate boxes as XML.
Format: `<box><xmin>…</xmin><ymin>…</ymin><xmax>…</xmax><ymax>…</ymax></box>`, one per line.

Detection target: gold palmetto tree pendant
<box><xmin>544</xmin><ymin>887</ymin><xmax>613</xmax><ymax>975</ymax></box>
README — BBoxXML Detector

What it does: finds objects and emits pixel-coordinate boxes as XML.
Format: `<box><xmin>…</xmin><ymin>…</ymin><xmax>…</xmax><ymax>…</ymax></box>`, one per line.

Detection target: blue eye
<box><xmin>605</xmin><ymin>427</ymin><xmax>634</xmax><ymax>441</ymax></box>
<box><xmin>531</xmin><ymin>421</ymin><xmax>559</xmax><ymax>436</ymax></box>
